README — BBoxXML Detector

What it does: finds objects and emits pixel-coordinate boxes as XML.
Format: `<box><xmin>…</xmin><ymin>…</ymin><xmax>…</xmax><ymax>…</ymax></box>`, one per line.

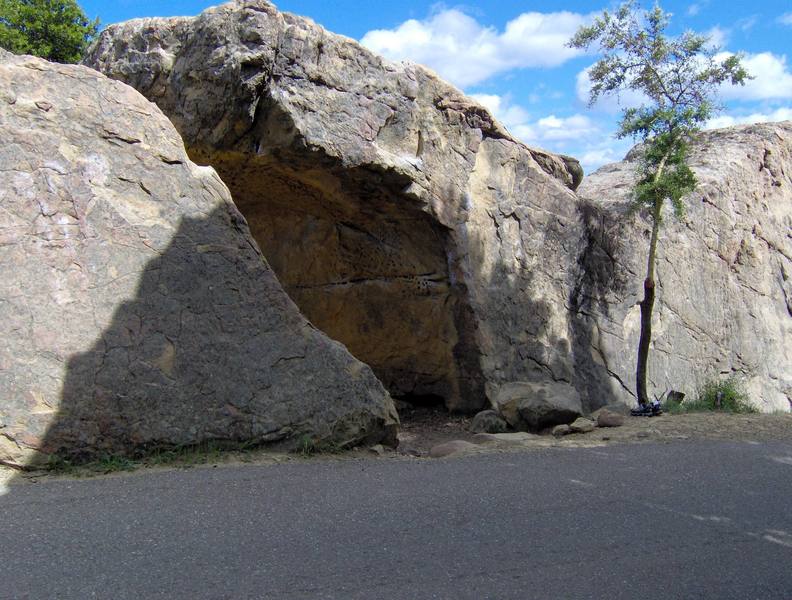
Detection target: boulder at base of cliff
<box><xmin>0</xmin><ymin>50</ymin><xmax>397</xmax><ymax>468</ymax></box>
<box><xmin>494</xmin><ymin>381</ymin><xmax>583</xmax><ymax>432</ymax></box>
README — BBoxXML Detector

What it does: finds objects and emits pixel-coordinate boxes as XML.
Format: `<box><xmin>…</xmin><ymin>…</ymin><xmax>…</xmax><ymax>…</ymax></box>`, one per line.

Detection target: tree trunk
<box><xmin>635</xmin><ymin>154</ymin><xmax>669</xmax><ymax>406</ymax></box>
<box><xmin>636</xmin><ymin>274</ymin><xmax>656</xmax><ymax>405</ymax></box>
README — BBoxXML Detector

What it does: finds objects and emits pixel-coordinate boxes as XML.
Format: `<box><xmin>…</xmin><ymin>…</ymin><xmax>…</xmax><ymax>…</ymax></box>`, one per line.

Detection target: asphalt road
<box><xmin>2</xmin><ymin>441</ymin><xmax>792</xmax><ymax>600</ymax></box>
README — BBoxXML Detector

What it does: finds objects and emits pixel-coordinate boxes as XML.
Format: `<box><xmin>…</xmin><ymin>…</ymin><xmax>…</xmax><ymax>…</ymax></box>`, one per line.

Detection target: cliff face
<box><xmin>84</xmin><ymin>0</ymin><xmax>792</xmax><ymax>414</ymax></box>
<box><xmin>578</xmin><ymin>122</ymin><xmax>792</xmax><ymax>411</ymax></box>
<box><xmin>0</xmin><ymin>48</ymin><xmax>397</xmax><ymax>468</ymax></box>
<box><xmin>85</xmin><ymin>0</ymin><xmax>588</xmax><ymax>413</ymax></box>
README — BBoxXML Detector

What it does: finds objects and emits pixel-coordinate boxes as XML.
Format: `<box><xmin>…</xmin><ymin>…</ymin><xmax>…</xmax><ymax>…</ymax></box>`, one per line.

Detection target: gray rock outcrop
<box><xmin>0</xmin><ymin>49</ymin><xmax>397</xmax><ymax>467</ymax></box>
<box><xmin>83</xmin><ymin>1</ymin><xmax>790</xmax><ymax>415</ymax></box>
<box><xmin>577</xmin><ymin>122</ymin><xmax>792</xmax><ymax>412</ymax></box>
<box><xmin>84</xmin><ymin>0</ymin><xmax>584</xmax><ymax>414</ymax></box>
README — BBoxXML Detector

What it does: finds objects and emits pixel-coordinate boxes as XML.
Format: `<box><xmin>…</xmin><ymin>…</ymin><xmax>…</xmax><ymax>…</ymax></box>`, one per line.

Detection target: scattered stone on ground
<box><xmin>472</xmin><ymin>432</ymin><xmax>539</xmax><ymax>445</ymax></box>
<box><xmin>596</xmin><ymin>410</ymin><xmax>626</xmax><ymax>428</ymax></box>
<box><xmin>570</xmin><ymin>418</ymin><xmax>597</xmax><ymax>433</ymax></box>
<box><xmin>592</xmin><ymin>403</ymin><xmax>632</xmax><ymax>418</ymax></box>
<box><xmin>469</xmin><ymin>410</ymin><xmax>509</xmax><ymax>434</ymax></box>
<box><xmin>553</xmin><ymin>424</ymin><xmax>572</xmax><ymax>437</ymax></box>
<box><xmin>394</xmin><ymin>410</ymin><xmax>792</xmax><ymax>458</ymax></box>
<box><xmin>495</xmin><ymin>381</ymin><xmax>583</xmax><ymax>432</ymax></box>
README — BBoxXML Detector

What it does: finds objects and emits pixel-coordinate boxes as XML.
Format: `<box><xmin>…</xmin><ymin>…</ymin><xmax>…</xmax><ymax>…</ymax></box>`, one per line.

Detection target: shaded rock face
<box><xmin>85</xmin><ymin>0</ymin><xmax>585</xmax><ymax>413</ymax></box>
<box><xmin>0</xmin><ymin>50</ymin><xmax>397</xmax><ymax>467</ymax></box>
<box><xmin>577</xmin><ymin>122</ymin><xmax>792</xmax><ymax>411</ymax></box>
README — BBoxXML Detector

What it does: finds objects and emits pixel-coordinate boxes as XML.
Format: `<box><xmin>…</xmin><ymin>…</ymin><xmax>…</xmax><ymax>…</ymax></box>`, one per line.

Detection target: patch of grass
<box><xmin>665</xmin><ymin>377</ymin><xmax>758</xmax><ymax>414</ymax></box>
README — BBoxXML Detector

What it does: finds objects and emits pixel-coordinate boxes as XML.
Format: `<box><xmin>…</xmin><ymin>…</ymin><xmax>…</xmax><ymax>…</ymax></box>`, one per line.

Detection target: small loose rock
<box><xmin>570</xmin><ymin>417</ymin><xmax>596</xmax><ymax>433</ymax></box>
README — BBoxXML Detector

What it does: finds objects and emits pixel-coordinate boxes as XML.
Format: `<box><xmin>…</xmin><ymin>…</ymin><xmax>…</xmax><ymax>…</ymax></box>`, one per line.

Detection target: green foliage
<box><xmin>569</xmin><ymin>0</ymin><xmax>749</xmax><ymax>215</ymax></box>
<box><xmin>0</xmin><ymin>0</ymin><xmax>99</xmax><ymax>63</ymax></box>
<box><xmin>665</xmin><ymin>377</ymin><xmax>757</xmax><ymax>414</ymax></box>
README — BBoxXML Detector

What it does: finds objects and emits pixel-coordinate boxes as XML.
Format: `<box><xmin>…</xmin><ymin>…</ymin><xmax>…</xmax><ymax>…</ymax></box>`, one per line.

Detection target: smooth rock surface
<box><xmin>429</xmin><ymin>440</ymin><xmax>477</xmax><ymax>458</ymax></box>
<box><xmin>578</xmin><ymin>122</ymin><xmax>792</xmax><ymax>412</ymax></box>
<box><xmin>0</xmin><ymin>50</ymin><xmax>397</xmax><ymax>467</ymax></box>
<box><xmin>552</xmin><ymin>424</ymin><xmax>572</xmax><ymax>437</ymax></box>
<box><xmin>84</xmin><ymin>0</ymin><xmax>587</xmax><ymax>414</ymax></box>
<box><xmin>596</xmin><ymin>410</ymin><xmax>625</xmax><ymax>428</ymax></box>
<box><xmin>569</xmin><ymin>418</ymin><xmax>596</xmax><ymax>434</ymax></box>
<box><xmin>469</xmin><ymin>410</ymin><xmax>509</xmax><ymax>434</ymax></box>
<box><xmin>495</xmin><ymin>381</ymin><xmax>583</xmax><ymax>432</ymax></box>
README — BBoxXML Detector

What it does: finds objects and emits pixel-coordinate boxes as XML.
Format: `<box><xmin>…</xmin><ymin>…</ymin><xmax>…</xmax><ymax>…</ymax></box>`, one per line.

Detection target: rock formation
<box><xmin>85</xmin><ymin>0</ymin><xmax>587</xmax><ymax>414</ymax></box>
<box><xmin>84</xmin><ymin>0</ymin><xmax>792</xmax><ymax>415</ymax></box>
<box><xmin>0</xmin><ymin>49</ymin><xmax>398</xmax><ymax>468</ymax></box>
<box><xmin>577</xmin><ymin>122</ymin><xmax>792</xmax><ymax>412</ymax></box>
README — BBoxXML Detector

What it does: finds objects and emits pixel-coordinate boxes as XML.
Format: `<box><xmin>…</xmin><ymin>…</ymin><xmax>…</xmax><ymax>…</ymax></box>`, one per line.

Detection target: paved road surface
<box><xmin>2</xmin><ymin>441</ymin><xmax>791</xmax><ymax>599</ymax></box>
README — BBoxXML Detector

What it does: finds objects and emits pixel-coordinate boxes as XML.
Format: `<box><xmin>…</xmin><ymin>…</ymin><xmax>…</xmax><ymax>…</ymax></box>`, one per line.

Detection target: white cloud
<box><xmin>575</xmin><ymin>66</ymin><xmax>649</xmax><ymax>113</ymax></box>
<box><xmin>469</xmin><ymin>93</ymin><xmax>530</xmax><ymax>129</ymax></box>
<box><xmin>705</xmin><ymin>107</ymin><xmax>792</xmax><ymax>129</ymax></box>
<box><xmin>468</xmin><ymin>92</ymin><xmax>618</xmax><ymax>171</ymax></box>
<box><xmin>471</xmin><ymin>93</ymin><xmax>598</xmax><ymax>144</ymax></box>
<box><xmin>778</xmin><ymin>13</ymin><xmax>792</xmax><ymax>26</ymax></box>
<box><xmin>705</xmin><ymin>26</ymin><xmax>729</xmax><ymax>49</ymax></box>
<box><xmin>687</xmin><ymin>2</ymin><xmax>709</xmax><ymax>17</ymax></box>
<box><xmin>717</xmin><ymin>52</ymin><xmax>792</xmax><ymax>101</ymax></box>
<box><xmin>361</xmin><ymin>8</ymin><xmax>588</xmax><ymax>88</ymax></box>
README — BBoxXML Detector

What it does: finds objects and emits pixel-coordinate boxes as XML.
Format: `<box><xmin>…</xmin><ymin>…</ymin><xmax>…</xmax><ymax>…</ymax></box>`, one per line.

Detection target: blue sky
<box><xmin>81</xmin><ymin>0</ymin><xmax>792</xmax><ymax>173</ymax></box>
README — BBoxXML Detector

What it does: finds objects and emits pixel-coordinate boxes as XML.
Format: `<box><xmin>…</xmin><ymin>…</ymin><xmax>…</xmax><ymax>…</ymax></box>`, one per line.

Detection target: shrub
<box><xmin>0</xmin><ymin>0</ymin><xmax>99</xmax><ymax>63</ymax></box>
<box><xmin>668</xmin><ymin>376</ymin><xmax>757</xmax><ymax>414</ymax></box>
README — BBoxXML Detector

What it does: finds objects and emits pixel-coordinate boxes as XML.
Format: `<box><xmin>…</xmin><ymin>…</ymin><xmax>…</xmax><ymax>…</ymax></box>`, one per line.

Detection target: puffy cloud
<box><xmin>705</xmin><ymin>26</ymin><xmax>729</xmax><ymax>49</ymax></box>
<box><xmin>705</xmin><ymin>107</ymin><xmax>792</xmax><ymax>129</ymax></box>
<box><xmin>717</xmin><ymin>52</ymin><xmax>792</xmax><ymax>101</ymax></box>
<box><xmin>360</xmin><ymin>8</ymin><xmax>588</xmax><ymax>88</ymax></box>
<box><xmin>468</xmin><ymin>93</ymin><xmax>618</xmax><ymax>172</ymax></box>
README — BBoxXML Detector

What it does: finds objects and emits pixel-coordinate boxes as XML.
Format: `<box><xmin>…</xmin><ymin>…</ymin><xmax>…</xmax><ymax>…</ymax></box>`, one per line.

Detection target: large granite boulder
<box><xmin>577</xmin><ymin>122</ymin><xmax>792</xmax><ymax>412</ymax></box>
<box><xmin>84</xmin><ymin>0</ymin><xmax>585</xmax><ymax>414</ymax></box>
<box><xmin>0</xmin><ymin>49</ymin><xmax>398</xmax><ymax>468</ymax></box>
<box><xmin>84</xmin><ymin>1</ymin><xmax>791</xmax><ymax>415</ymax></box>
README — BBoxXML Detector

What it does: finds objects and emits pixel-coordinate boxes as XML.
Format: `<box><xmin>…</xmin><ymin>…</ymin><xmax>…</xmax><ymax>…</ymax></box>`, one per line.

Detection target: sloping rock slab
<box><xmin>0</xmin><ymin>50</ymin><xmax>397</xmax><ymax>468</ymax></box>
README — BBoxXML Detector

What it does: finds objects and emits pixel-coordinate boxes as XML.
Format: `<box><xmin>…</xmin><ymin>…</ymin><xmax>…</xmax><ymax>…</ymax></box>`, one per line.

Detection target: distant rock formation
<box><xmin>0</xmin><ymin>49</ymin><xmax>397</xmax><ymax>468</ymax></box>
<box><xmin>85</xmin><ymin>0</ymin><xmax>587</xmax><ymax>413</ymax></box>
<box><xmin>578</xmin><ymin>122</ymin><xmax>792</xmax><ymax>411</ymax></box>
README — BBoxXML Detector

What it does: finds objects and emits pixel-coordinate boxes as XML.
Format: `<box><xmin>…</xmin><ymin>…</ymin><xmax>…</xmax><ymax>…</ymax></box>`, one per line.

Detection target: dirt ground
<box><xmin>393</xmin><ymin>406</ymin><xmax>792</xmax><ymax>457</ymax></box>
<box><xmin>2</xmin><ymin>408</ymin><xmax>791</xmax><ymax>485</ymax></box>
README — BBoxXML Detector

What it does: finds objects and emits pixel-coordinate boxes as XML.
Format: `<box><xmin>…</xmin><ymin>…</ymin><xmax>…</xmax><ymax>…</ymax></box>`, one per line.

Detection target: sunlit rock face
<box><xmin>85</xmin><ymin>0</ymin><xmax>790</xmax><ymax>415</ymax></box>
<box><xmin>85</xmin><ymin>0</ymin><xmax>586</xmax><ymax>413</ymax></box>
<box><xmin>0</xmin><ymin>49</ymin><xmax>398</xmax><ymax>468</ymax></box>
<box><xmin>578</xmin><ymin>122</ymin><xmax>792</xmax><ymax>412</ymax></box>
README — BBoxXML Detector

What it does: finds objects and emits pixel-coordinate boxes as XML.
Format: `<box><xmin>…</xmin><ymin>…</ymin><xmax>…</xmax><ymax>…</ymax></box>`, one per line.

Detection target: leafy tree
<box><xmin>568</xmin><ymin>1</ymin><xmax>749</xmax><ymax>407</ymax></box>
<box><xmin>0</xmin><ymin>0</ymin><xmax>98</xmax><ymax>63</ymax></box>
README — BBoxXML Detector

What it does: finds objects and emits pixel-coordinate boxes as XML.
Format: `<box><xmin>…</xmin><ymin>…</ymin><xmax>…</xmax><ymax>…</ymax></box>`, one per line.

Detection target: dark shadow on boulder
<box><xmin>18</xmin><ymin>205</ymin><xmax>395</xmax><ymax>467</ymax></box>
